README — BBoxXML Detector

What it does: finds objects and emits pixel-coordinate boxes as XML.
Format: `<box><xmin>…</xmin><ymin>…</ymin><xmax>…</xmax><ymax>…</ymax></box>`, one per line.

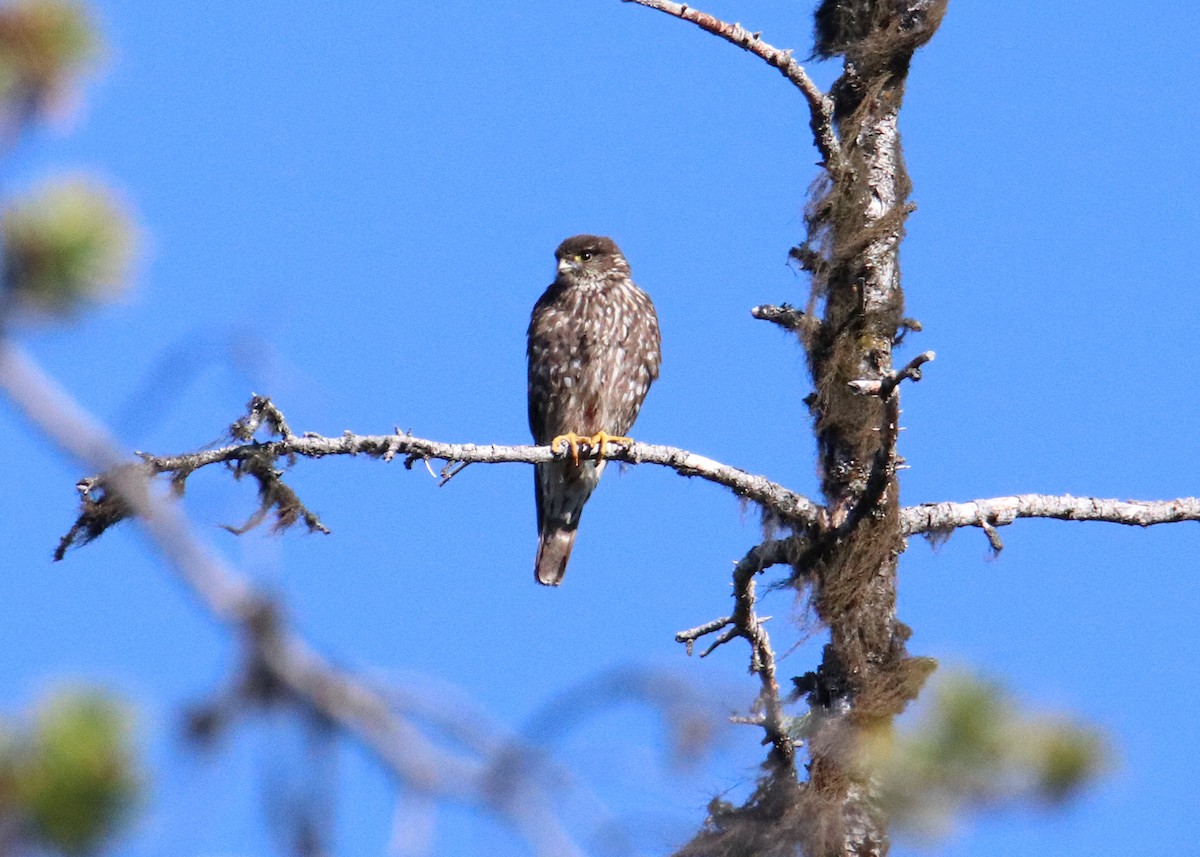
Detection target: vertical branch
<box><xmin>651</xmin><ymin>1</ymin><xmax>947</xmax><ymax>854</ymax></box>
<box><xmin>793</xmin><ymin>2</ymin><xmax>948</xmax><ymax>855</ymax></box>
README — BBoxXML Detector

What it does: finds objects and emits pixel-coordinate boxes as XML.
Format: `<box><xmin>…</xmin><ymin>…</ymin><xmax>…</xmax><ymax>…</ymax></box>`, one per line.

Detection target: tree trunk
<box><xmin>797</xmin><ymin>3</ymin><xmax>948</xmax><ymax>855</ymax></box>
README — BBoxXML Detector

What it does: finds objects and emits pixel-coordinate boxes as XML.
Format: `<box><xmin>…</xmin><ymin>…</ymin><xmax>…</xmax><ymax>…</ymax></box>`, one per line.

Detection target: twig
<box><xmin>902</xmin><ymin>494</ymin><xmax>1200</xmax><ymax>537</ymax></box>
<box><xmin>979</xmin><ymin>519</ymin><xmax>1004</xmax><ymax>555</ymax></box>
<box><xmin>831</xmin><ymin>352</ymin><xmax>934</xmax><ymax>530</ymax></box>
<box><xmin>676</xmin><ymin>616</ymin><xmax>732</xmax><ymax>656</ymax></box>
<box><xmin>438</xmin><ymin>461</ymin><xmax>470</xmax><ymax>487</ymax></box>
<box><xmin>232</xmin><ymin>393</ymin><xmax>295</xmax><ymax>441</ymax></box>
<box><xmin>751</xmin><ymin>303</ymin><xmax>809</xmax><ymax>334</ymax></box>
<box><xmin>729</xmin><ymin>714</ymin><xmax>767</xmax><ymax>727</ymax></box>
<box><xmin>847</xmin><ymin>350</ymin><xmax>935</xmax><ymax>398</ymax></box>
<box><xmin>621</xmin><ymin>0</ymin><xmax>841</xmax><ymax>168</ymax></box>
<box><xmin>698</xmin><ymin>626</ymin><xmax>741</xmax><ymax>659</ymax></box>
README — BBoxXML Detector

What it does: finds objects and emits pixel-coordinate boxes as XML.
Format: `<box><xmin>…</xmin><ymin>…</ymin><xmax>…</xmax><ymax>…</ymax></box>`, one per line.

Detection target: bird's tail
<box><xmin>534</xmin><ymin>525</ymin><xmax>577</xmax><ymax>586</ymax></box>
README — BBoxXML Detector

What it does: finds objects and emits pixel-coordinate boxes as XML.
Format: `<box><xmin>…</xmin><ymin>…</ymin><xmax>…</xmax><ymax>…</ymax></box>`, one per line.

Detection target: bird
<box><xmin>527</xmin><ymin>235</ymin><xmax>662</xmax><ymax>586</ymax></box>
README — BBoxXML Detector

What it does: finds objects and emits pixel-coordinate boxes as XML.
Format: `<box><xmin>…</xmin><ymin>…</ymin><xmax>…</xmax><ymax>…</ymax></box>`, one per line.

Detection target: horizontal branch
<box><xmin>902</xmin><ymin>494</ymin><xmax>1200</xmax><ymax>537</ymax></box>
<box><xmin>139</xmin><ymin>428</ymin><xmax>826</xmax><ymax>529</ymax></box>
<box><xmin>848</xmin><ymin>351</ymin><xmax>935</xmax><ymax>398</ymax></box>
<box><xmin>751</xmin><ymin>303</ymin><xmax>809</xmax><ymax>334</ymax></box>
<box><xmin>621</xmin><ymin>0</ymin><xmax>841</xmax><ymax>168</ymax></box>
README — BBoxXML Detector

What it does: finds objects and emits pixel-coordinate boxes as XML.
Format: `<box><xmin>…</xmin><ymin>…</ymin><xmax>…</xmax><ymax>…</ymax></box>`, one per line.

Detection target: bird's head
<box><xmin>554</xmin><ymin>234</ymin><xmax>630</xmax><ymax>283</ymax></box>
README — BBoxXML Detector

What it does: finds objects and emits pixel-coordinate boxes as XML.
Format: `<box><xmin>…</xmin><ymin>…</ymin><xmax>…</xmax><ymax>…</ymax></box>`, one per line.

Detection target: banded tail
<box><xmin>534</xmin><ymin>525</ymin><xmax>577</xmax><ymax>586</ymax></box>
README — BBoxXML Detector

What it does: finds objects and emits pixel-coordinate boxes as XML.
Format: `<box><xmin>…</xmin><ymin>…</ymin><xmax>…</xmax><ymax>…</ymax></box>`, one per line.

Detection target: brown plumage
<box><xmin>527</xmin><ymin>235</ymin><xmax>662</xmax><ymax>586</ymax></box>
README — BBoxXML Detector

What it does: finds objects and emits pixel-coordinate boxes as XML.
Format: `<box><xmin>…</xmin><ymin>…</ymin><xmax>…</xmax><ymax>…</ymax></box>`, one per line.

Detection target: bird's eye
<box><xmin>580</xmin><ymin>252</ymin><xmax>593</xmax><ymax>262</ymax></box>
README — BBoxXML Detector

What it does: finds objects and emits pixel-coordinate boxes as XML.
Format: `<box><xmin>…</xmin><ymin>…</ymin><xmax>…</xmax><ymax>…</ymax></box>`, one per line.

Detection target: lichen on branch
<box><xmin>53</xmin><ymin>395</ymin><xmax>826</xmax><ymax>557</ymax></box>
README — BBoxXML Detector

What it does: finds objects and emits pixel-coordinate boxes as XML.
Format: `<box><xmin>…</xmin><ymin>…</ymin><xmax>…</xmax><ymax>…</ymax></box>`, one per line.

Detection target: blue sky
<box><xmin>2</xmin><ymin>1</ymin><xmax>1198</xmax><ymax>855</ymax></box>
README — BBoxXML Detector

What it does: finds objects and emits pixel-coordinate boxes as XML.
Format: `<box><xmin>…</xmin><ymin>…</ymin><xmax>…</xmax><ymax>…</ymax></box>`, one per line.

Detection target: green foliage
<box><xmin>0</xmin><ymin>690</ymin><xmax>141</xmax><ymax>855</ymax></box>
<box><xmin>0</xmin><ymin>0</ymin><xmax>99</xmax><ymax>124</ymax></box>
<box><xmin>1</xmin><ymin>178</ymin><xmax>136</xmax><ymax>315</ymax></box>
<box><xmin>864</xmin><ymin>672</ymin><xmax>1107</xmax><ymax>839</ymax></box>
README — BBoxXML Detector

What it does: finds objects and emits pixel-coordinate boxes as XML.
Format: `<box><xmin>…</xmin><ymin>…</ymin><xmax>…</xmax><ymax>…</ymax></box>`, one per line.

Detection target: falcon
<box><xmin>527</xmin><ymin>235</ymin><xmax>662</xmax><ymax>586</ymax></box>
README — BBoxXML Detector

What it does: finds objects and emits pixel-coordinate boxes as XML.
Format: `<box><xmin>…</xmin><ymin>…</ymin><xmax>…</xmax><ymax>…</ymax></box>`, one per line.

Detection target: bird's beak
<box><xmin>556</xmin><ymin>257</ymin><xmax>576</xmax><ymax>276</ymax></box>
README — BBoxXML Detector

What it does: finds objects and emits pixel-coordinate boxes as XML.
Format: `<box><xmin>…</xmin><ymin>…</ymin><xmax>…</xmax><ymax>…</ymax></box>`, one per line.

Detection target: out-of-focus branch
<box><xmin>620</xmin><ymin>0</ymin><xmax>841</xmax><ymax>168</ymax></box>
<box><xmin>0</xmin><ymin>340</ymin><xmax>586</xmax><ymax>857</ymax></box>
<box><xmin>902</xmin><ymin>494</ymin><xmax>1200</xmax><ymax>542</ymax></box>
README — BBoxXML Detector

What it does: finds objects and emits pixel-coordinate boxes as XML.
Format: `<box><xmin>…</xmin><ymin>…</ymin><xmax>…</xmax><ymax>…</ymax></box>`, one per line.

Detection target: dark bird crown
<box><xmin>554</xmin><ymin>234</ymin><xmax>624</xmax><ymax>265</ymax></box>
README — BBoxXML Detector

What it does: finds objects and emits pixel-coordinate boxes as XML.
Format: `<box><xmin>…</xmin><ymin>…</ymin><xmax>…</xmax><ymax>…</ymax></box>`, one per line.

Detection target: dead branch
<box><xmin>751</xmin><ymin>303</ymin><xmax>810</xmax><ymax>335</ymax></box>
<box><xmin>621</xmin><ymin>0</ymin><xmax>841</xmax><ymax>168</ymax></box>
<box><xmin>847</xmin><ymin>351</ymin><xmax>935</xmax><ymax>398</ymax></box>
<box><xmin>676</xmin><ymin>538</ymin><xmax>806</xmax><ymax>774</ymax></box>
<box><xmin>823</xmin><ymin>352</ymin><xmax>934</xmax><ymax>533</ymax></box>
<box><xmin>125</xmin><ymin>400</ymin><xmax>825</xmax><ymax>529</ymax></box>
<box><xmin>232</xmin><ymin>393</ymin><xmax>295</xmax><ymax>441</ymax></box>
<box><xmin>902</xmin><ymin>494</ymin><xmax>1200</xmax><ymax>539</ymax></box>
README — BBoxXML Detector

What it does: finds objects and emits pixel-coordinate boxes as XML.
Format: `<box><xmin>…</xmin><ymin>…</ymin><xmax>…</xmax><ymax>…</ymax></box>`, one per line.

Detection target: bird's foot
<box><xmin>587</xmin><ymin>431</ymin><xmax>633</xmax><ymax>460</ymax></box>
<box><xmin>550</xmin><ymin>431</ymin><xmax>633</xmax><ymax>466</ymax></box>
<box><xmin>550</xmin><ymin>432</ymin><xmax>586</xmax><ymax>467</ymax></box>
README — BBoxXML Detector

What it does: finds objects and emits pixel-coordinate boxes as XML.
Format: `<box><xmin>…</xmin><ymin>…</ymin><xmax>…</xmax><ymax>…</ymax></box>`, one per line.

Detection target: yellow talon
<box><xmin>588</xmin><ymin>431</ymin><xmax>632</xmax><ymax>460</ymax></box>
<box><xmin>551</xmin><ymin>432</ymin><xmax>585</xmax><ymax>466</ymax></box>
<box><xmin>550</xmin><ymin>431</ymin><xmax>633</xmax><ymax>466</ymax></box>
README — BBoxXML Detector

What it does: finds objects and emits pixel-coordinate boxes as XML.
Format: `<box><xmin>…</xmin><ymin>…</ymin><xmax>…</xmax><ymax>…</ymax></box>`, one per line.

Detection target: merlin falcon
<box><xmin>526</xmin><ymin>235</ymin><xmax>661</xmax><ymax>586</ymax></box>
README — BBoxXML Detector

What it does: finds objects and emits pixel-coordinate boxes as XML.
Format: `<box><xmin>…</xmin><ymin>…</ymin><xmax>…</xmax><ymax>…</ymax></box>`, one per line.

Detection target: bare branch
<box><xmin>848</xmin><ymin>350</ymin><xmax>935</xmax><ymax>398</ymax></box>
<box><xmin>676</xmin><ymin>616</ymin><xmax>732</xmax><ymax>656</ymax></box>
<box><xmin>129</xmin><ymin>412</ymin><xmax>825</xmax><ymax>530</ymax></box>
<box><xmin>980</xmin><ymin>519</ymin><xmax>1004</xmax><ymax>555</ymax></box>
<box><xmin>676</xmin><ymin>538</ymin><xmax>806</xmax><ymax>773</ymax></box>
<box><xmin>826</xmin><ymin>352</ymin><xmax>935</xmax><ymax>532</ymax></box>
<box><xmin>902</xmin><ymin>494</ymin><xmax>1200</xmax><ymax>538</ymax></box>
<box><xmin>621</xmin><ymin>0</ymin><xmax>841</xmax><ymax>168</ymax></box>
<box><xmin>232</xmin><ymin>393</ymin><xmax>295</xmax><ymax>441</ymax></box>
<box><xmin>751</xmin><ymin>303</ymin><xmax>809</xmax><ymax>335</ymax></box>
<box><xmin>698</xmin><ymin>625</ymin><xmax>741</xmax><ymax>659</ymax></box>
